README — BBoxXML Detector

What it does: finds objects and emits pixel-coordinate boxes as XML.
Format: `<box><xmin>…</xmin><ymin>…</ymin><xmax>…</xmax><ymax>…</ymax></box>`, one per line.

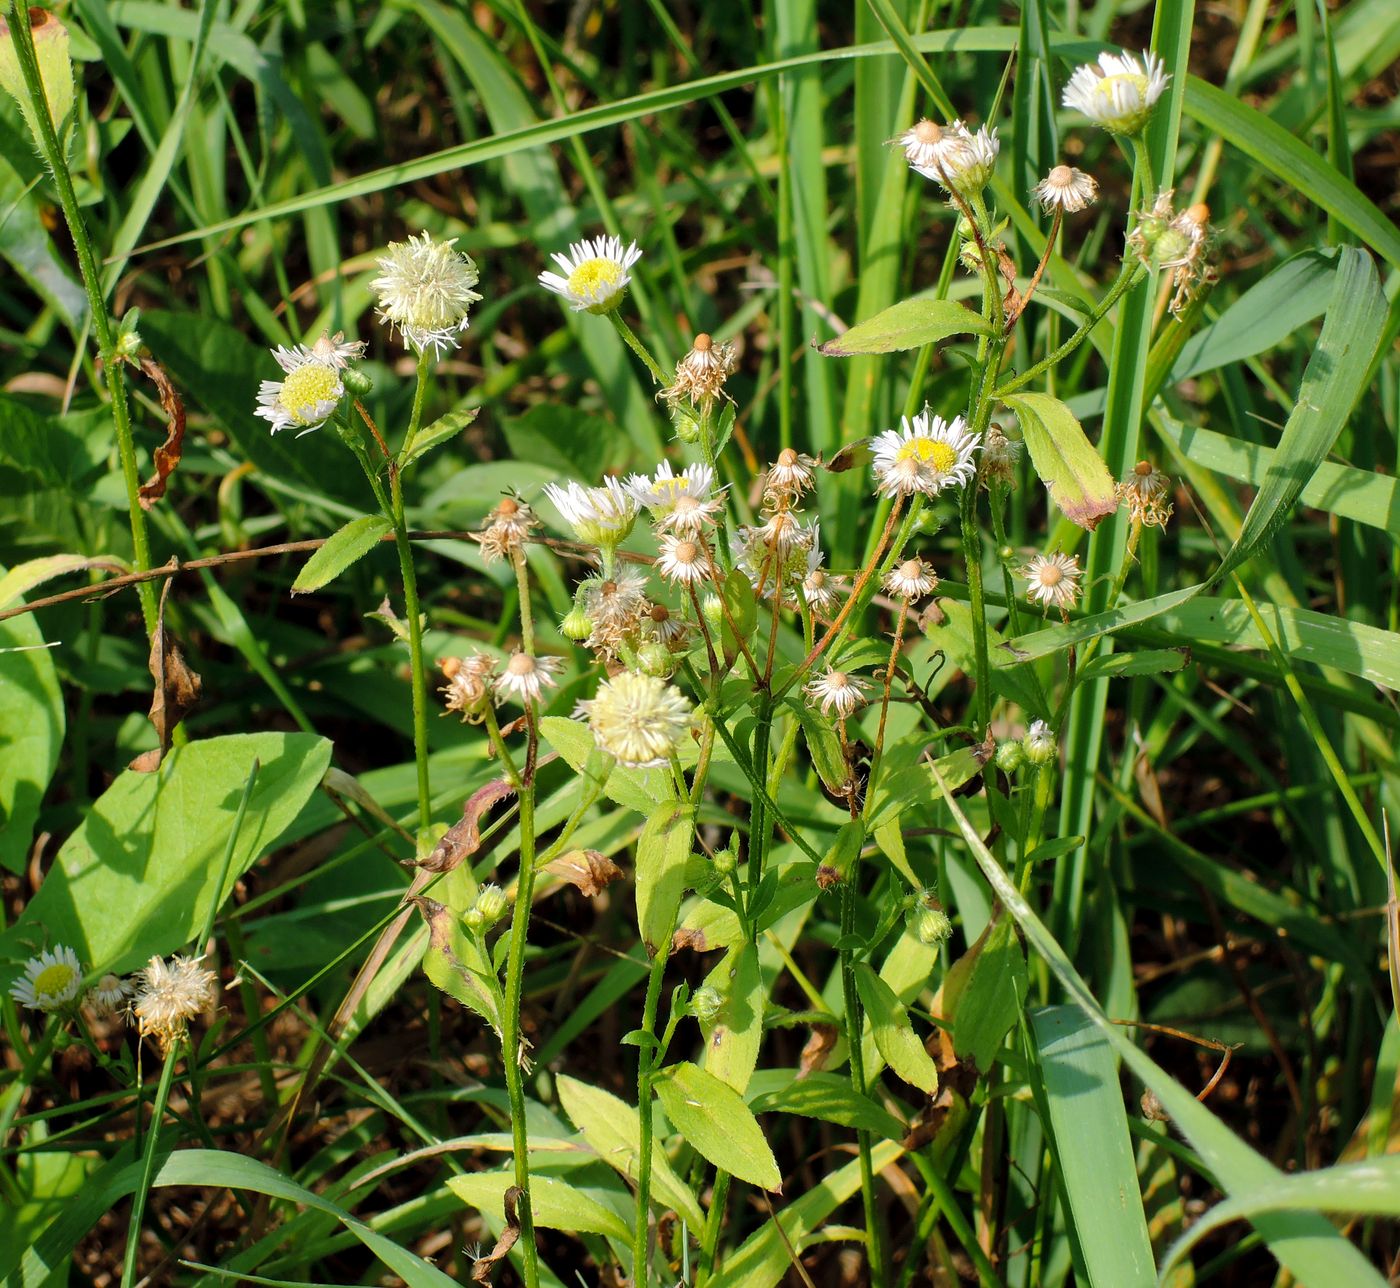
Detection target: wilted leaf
<box><xmin>134</xmin><ymin>578</ymin><xmax>202</xmax><ymax>770</ymax></box>
<box><xmin>134</xmin><ymin>355</ymin><xmax>186</xmax><ymax>509</ymax></box>
<box><xmin>469</xmin><ymin>1183</ymin><xmax>521</xmax><ymax>1284</ymax></box>
<box><xmin>1001</xmin><ymin>391</ymin><xmax>1118</xmax><ymax>530</ymax></box>
<box><xmin>415</xmin><ymin>895</ymin><xmax>502</xmax><ymax>1033</ymax></box>
<box><xmin>545</xmin><ymin>848</ymin><xmax>622</xmax><ymax>896</ymax></box>
<box><xmin>421</xmin><ymin>778</ymin><xmax>516</xmax><ymax>874</ymax></box>
<box><xmin>799</xmin><ymin>1023</ymin><xmax>840</xmax><ymax>1078</ymax></box>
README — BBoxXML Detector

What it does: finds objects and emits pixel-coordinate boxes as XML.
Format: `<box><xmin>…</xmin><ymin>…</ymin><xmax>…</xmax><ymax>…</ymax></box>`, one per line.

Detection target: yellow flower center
<box><xmin>898</xmin><ymin>438</ymin><xmax>958</xmax><ymax>473</ymax></box>
<box><xmin>1095</xmin><ymin>72</ymin><xmax>1148</xmax><ymax>105</ymax></box>
<box><xmin>34</xmin><ymin>963</ymin><xmax>76</xmax><ymax>997</ymax></box>
<box><xmin>278</xmin><ymin>363</ymin><xmax>340</xmax><ymax>423</ymax></box>
<box><xmin>567</xmin><ymin>257</ymin><xmax>624</xmax><ymax>299</ymax></box>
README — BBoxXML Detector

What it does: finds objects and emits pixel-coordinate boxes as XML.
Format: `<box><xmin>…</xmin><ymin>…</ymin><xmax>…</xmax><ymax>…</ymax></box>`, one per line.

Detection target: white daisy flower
<box><xmin>581</xmin><ymin>572</ymin><xmax>651</xmax><ymax>657</ymax></box>
<box><xmin>133</xmin><ymin>953</ymin><xmax>218</xmax><ymax>1055</ymax></box>
<box><xmin>254</xmin><ymin>346</ymin><xmax>346</xmax><ymax>437</ymax></box>
<box><xmin>764</xmin><ymin>448</ymin><xmax>817</xmax><ymax>500</ymax></box>
<box><xmin>656</xmin><ymin>534</ymin><xmax>710</xmax><ymax>585</ymax></box>
<box><xmin>538</xmin><ymin>235</ymin><xmax>642</xmax><ymax>314</ymax></box>
<box><xmin>543</xmin><ymin>478</ymin><xmax>640</xmax><ymax>548</ymax></box>
<box><xmin>580</xmin><ymin>670</ymin><xmax>692</xmax><ymax>767</ymax></box>
<box><xmin>370</xmin><ymin>231</ymin><xmax>482</xmax><ymax>358</ymax></box>
<box><xmin>804</xmin><ymin>669</ymin><xmax>871</xmax><ymax>720</ymax></box>
<box><xmin>1062</xmin><ymin>50</ymin><xmax>1170</xmax><ymax>136</ymax></box>
<box><xmin>1022</xmin><ymin>719</ymin><xmax>1057</xmax><ymax>766</ymax></box>
<box><xmin>89</xmin><ymin>972</ymin><xmax>134</xmax><ymax>1018</ymax></box>
<box><xmin>627</xmin><ymin>462</ymin><xmax>725</xmax><ymax>532</ymax></box>
<box><xmin>1032</xmin><ymin>165</ymin><xmax>1099</xmax><ymax>213</ymax></box>
<box><xmin>270</xmin><ymin>332</ymin><xmax>365</xmax><ymax>372</ymax></box>
<box><xmin>871</xmin><ymin>412</ymin><xmax>980</xmax><ymax>499</ymax></box>
<box><xmin>1021</xmin><ymin>552</ymin><xmax>1083</xmax><ymax>611</ymax></box>
<box><xmin>801</xmin><ymin>540</ymin><xmax>842</xmax><ymax>615</ymax></box>
<box><xmin>884</xmin><ymin>557</ymin><xmax>939</xmax><ymax>601</ymax></box>
<box><xmin>757</xmin><ymin>508</ymin><xmax>811</xmax><ymax>553</ymax></box>
<box><xmin>9</xmin><ymin>945</ymin><xmax>83</xmax><ymax>1012</ymax></box>
<box><xmin>494</xmin><ymin>652</ymin><xmax>562</xmax><ymax>706</ymax></box>
<box><xmin>644</xmin><ymin>603</ymin><xmax>689</xmax><ymax>646</ymax></box>
<box><xmin>900</xmin><ymin>119</ymin><xmax>999</xmax><ymax>193</ymax></box>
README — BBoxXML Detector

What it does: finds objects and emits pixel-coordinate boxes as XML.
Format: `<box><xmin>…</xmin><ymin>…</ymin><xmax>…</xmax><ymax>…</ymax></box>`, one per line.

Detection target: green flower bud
<box><xmin>464</xmin><ymin>907</ymin><xmax>486</xmax><ymax>934</ymax></box>
<box><xmin>691</xmin><ymin>986</ymin><xmax>723</xmax><ymax>1022</ymax></box>
<box><xmin>994</xmin><ymin>740</ymin><xmax>1025</xmax><ymax>774</ymax></box>
<box><xmin>912</xmin><ymin>905</ymin><xmax>953</xmax><ymax>946</ymax></box>
<box><xmin>1022</xmin><ymin>719</ymin><xmax>1057</xmax><ymax>767</ymax></box>
<box><xmin>712</xmin><ymin>848</ymin><xmax>737</xmax><ymax>877</ymax></box>
<box><xmin>560</xmin><ymin>604</ymin><xmax>593</xmax><ymax>642</ymax></box>
<box><xmin>671</xmin><ymin>404</ymin><xmax>702</xmax><ymax>443</ymax></box>
<box><xmin>473</xmin><ymin>883</ymin><xmax>508</xmax><ymax>927</ymax></box>
<box><xmin>701</xmin><ymin>593</ymin><xmax>723</xmax><ymax>634</ymax></box>
<box><xmin>342</xmin><ymin>367</ymin><xmax>374</xmax><ymax>396</ymax></box>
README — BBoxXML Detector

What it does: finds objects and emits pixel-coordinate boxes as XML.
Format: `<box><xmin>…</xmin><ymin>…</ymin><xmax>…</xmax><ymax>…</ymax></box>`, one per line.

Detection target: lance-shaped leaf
<box><xmin>292</xmin><ymin>514</ymin><xmax>393</xmax><ymax>594</ymax></box>
<box><xmin>701</xmin><ymin>941</ymin><xmax>765</xmax><ymax>1092</ymax></box>
<box><xmin>855</xmin><ymin>964</ymin><xmax>939</xmax><ymax>1095</ymax></box>
<box><xmin>654</xmin><ymin>1060</ymin><xmax>781</xmax><ymax>1191</ymax></box>
<box><xmin>818</xmin><ymin>297</ymin><xmax>990</xmax><ymax>356</ymax></box>
<box><xmin>635</xmin><ymin>802</ymin><xmax>696</xmax><ymax>953</ymax></box>
<box><xmin>1001</xmin><ymin>391</ymin><xmax>1117</xmax><ymax>530</ymax></box>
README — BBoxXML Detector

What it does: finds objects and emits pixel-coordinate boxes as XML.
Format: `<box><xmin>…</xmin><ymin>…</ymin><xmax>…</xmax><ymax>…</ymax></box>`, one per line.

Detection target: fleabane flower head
<box><xmin>134</xmin><ymin>953</ymin><xmax>218</xmax><ymax>1055</ymax></box>
<box><xmin>885</xmin><ymin>557</ymin><xmax>938</xmax><ymax>601</ymax></box>
<box><xmin>90</xmin><ymin>973</ymin><xmax>134</xmax><ymax>1018</ymax></box>
<box><xmin>899</xmin><ymin>118</ymin><xmax>999</xmax><ymax>194</ymax></box>
<box><xmin>1118</xmin><ymin>460</ymin><xmax>1173</xmax><ymax>528</ymax></box>
<box><xmin>1022</xmin><ymin>719</ymin><xmax>1057</xmax><ymax>766</ymax></box>
<box><xmin>1033</xmin><ymin>165</ymin><xmax>1099</xmax><ymax>213</ymax></box>
<box><xmin>802</xmin><ymin>543</ymin><xmax>843</xmax><ymax>615</ymax></box>
<box><xmin>804</xmin><ymin>668</ymin><xmax>871</xmax><ymax>720</ymax></box>
<box><xmin>255</xmin><ymin>340</ymin><xmax>353</xmax><ymax>437</ymax></box>
<box><xmin>764</xmin><ymin>448</ymin><xmax>817</xmax><ymax>503</ymax></box>
<box><xmin>1128</xmin><ymin>192</ymin><xmax>1214</xmax><ymax>315</ymax></box>
<box><xmin>871</xmin><ymin>411</ymin><xmax>980</xmax><ymax>499</ymax></box>
<box><xmin>371</xmin><ymin>231</ymin><xmax>482</xmax><ymax>359</ymax></box>
<box><xmin>627</xmin><ymin>462</ymin><xmax>724</xmax><ymax>533</ymax></box>
<box><xmin>544</xmin><ymin>478</ymin><xmax>639</xmax><ymax>549</ymax></box>
<box><xmin>657</xmin><ymin>534</ymin><xmax>710</xmax><ymax>585</ymax></box>
<box><xmin>1062</xmin><ymin>50</ymin><xmax>1169</xmax><ymax>136</ymax></box>
<box><xmin>581</xmin><ymin>670</ymin><xmax>692</xmax><ymax>768</ymax></box>
<box><xmin>441</xmin><ymin>654</ymin><xmax>497</xmax><ymax>723</ymax></box>
<box><xmin>1022</xmin><ymin>552</ymin><xmax>1083</xmax><ymax>611</ymax></box>
<box><xmin>472</xmin><ymin>495</ymin><xmax>538</xmax><ymax>566</ymax></box>
<box><xmin>494</xmin><ymin>652</ymin><xmax>562</xmax><ymax>707</ymax></box>
<box><xmin>539</xmin><ymin>235</ymin><xmax>642</xmax><ymax>315</ymax></box>
<box><xmin>9</xmin><ymin>945</ymin><xmax>83</xmax><ymax>1012</ymax></box>
<box><xmin>665</xmin><ymin>333</ymin><xmax>739</xmax><ymax>407</ymax></box>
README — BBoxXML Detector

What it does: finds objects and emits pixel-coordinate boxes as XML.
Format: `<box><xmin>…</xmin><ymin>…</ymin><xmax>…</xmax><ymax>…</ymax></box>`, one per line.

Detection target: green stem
<box><xmin>610</xmin><ymin>312</ymin><xmax>668</xmax><ymax>386</ymax></box>
<box><xmin>960</xmin><ymin>486</ymin><xmax>992</xmax><ymax>734</ymax></box>
<box><xmin>696</xmin><ymin>1169</ymin><xmax>732</xmax><ymax>1285</ymax></box>
<box><xmin>7</xmin><ymin>2</ymin><xmax>156</xmax><ymax>637</ymax></box>
<box><xmin>121</xmin><ymin>1044</ymin><xmax>180</xmax><ymax>1288</ymax></box>
<box><xmin>632</xmin><ymin>934</ymin><xmax>674</xmax><ymax>1285</ymax></box>
<box><xmin>512</xmin><ymin>547</ymin><xmax>535</xmax><ymax>655</ymax></box>
<box><xmin>840</xmin><ymin>883</ymin><xmax>884</xmax><ymax>1282</ymax></box>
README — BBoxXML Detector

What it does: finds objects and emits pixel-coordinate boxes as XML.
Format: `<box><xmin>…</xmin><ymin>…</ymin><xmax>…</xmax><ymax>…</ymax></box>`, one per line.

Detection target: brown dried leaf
<box><xmin>420</xmin><ymin>778</ymin><xmax>516</xmax><ymax>873</ymax></box>
<box><xmin>132</xmin><ymin>575</ymin><xmax>201</xmax><ymax>770</ymax></box>
<box><xmin>470</xmin><ymin>1185</ymin><xmax>523</xmax><ymax>1284</ymax></box>
<box><xmin>797</xmin><ymin>1023</ymin><xmax>839</xmax><ymax>1079</ymax></box>
<box><xmin>545</xmin><ymin>848</ymin><xmax>622</xmax><ymax>897</ymax></box>
<box><xmin>671</xmin><ymin>927</ymin><xmax>710</xmax><ymax>953</ymax></box>
<box><xmin>135</xmin><ymin>356</ymin><xmax>187</xmax><ymax>510</ymax></box>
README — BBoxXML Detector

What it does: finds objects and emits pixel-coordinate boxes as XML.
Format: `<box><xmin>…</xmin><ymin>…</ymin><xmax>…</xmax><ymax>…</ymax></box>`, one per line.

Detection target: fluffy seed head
<box><xmin>1118</xmin><ymin>461</ymin><xmax>1173</xmax><ymax>528</ymax></box>
<box><xmin>581</xmin><ymin>670</ymin><xmax>693</xmax><ymax>767</ymax></box>
<box><xmin>134</xmin><ymin>954</ymin><xmax>218</xmax><ymax>1055</ymax></box>
<box><xmin>371</xmin><ymin>232</ymin><xmax>482</xmax><ymax>358</ymax></box>
<box><xmin>665</xmin><ymin>332</ymin><xmax>740</xmax><ymax>407</ymax></box>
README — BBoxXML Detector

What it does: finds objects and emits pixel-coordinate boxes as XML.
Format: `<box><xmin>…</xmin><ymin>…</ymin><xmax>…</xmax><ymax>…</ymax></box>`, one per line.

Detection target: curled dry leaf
<box><xmin>671</xmin><ymin>927</ymin><xmax>709</xmax><ymax>953</ymax></box>
<box><xmin>470</xmin><ymin>1184</ymin><xmax>523</xmax><ymax>1284</ymax></box>
<box><xmin>544</xmin><ymin>848</ymin><xmax>622</xmax><ymax>897</ymax></box>
<box><xmin>798</xmin><ymin>1022</ymin><xmax>840</xmax><ymax>1079</ymax></box>
<box><xmin>420</xmin><ymin>778</ymin><xmax>516</xmax><ymax>873</ymax></box>
<box><xmin>131</xmin><ymin>573</ymin><xmax>202</xmax><ymax>771</ymax></box>
<box><xmin>134</xmin><ymin>355</ymin><xmax>187</xmax><ymax>510</ymax></box>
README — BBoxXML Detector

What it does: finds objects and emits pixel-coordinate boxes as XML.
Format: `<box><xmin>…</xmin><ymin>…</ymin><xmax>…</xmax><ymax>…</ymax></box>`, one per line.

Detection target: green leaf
<box><xmin>943</xmin><ymin>913</ymin><xmax>1025</xmax><ymax>1073</ymax></box>
<box><xmin>401</xmin><ymin>407</ymin><xmax>479</xmax><ymax>470</ymax></box>
<box><xmin>447</xmin><ymin>1171</ymin><xmax>630</xmax><ymax>1242</ymax></box>
<box><xmin>788</xmin><ymin>697</ymin><xmax>850</xmax><ymax>798</ymax></box>
<box><xmin>928</xmin><ymin>764</ymin><xmax>1389</xmax><ymax>1288</ymax></box>
<box><xmin>748</xmin><ymin>1071</ymin><xmax>907</xmax><ymax>1140</ymax></box>
<box><xmin>854</xmin><ymin>963</ymin><xmax>939</xmax><ymax>1095</ymax></box>
<box><xmin>0</xmin><ymin>599</ymin><xmax>63</xmax><ymax>874</ymax></box>
<box><xmin>500</xmin><ymin>403</ymin><xmax>627</xmax><ymax>480</ymax></box>
<box><xmin>291</xmin><ymin>515</ymin><xmax>393</xmax><ymax>594</ymax></box>
<box><xmin>1032</xmin><ymin>1006</ymin><xmax>1155</xmax><ymax>1288</ymax></box>
<box><xmin>555</xmin><ymin>1075</ymin><xmax>705</xmax><ymax>1230</ymax></box>
<box><xmin>1075</xmin><ymin>648</ymin><xmax>1188</xmax><ymax>683</ymax></box>
<box><xmin>1001</xmin><ymin>391</ymin><xmax>1118</xmax><ymax>531</ymax></box>
<box><xmin>635</xmin><ymin>803</ymin><xmax>696</xmax><ymax>953</ymax></box>
<box><xmin>540</xmin><ymin>715</ymin><xmax>674</xmax><ymax>814</ymax></box>
<box><xmin>0</xmin><ymin>734</ymin><xmax>332</xmax><ymax>978</ymax></box>
<box><xmin>817</xmin><ymin>296</ymin><xmax>990</xmax><ymax>357</ymax></box>
<box><xmin>654</xmin><ymin>1060</ymin><xmax>781</xmax><ymax>1191</ymax></box>
<box><xmin>0</xmin><ymin>394</ymin><xmax>105</xmax><ymax>494</ymax></box>
<box><xmin>700</xmin><ymin>942</ymin><xmax>765</xmax><ymax>1093</ymax></box>
<box><xmin>0</xmin><ymin>554</ymin><xmax>125</xmax><ymax>610</ymax></box>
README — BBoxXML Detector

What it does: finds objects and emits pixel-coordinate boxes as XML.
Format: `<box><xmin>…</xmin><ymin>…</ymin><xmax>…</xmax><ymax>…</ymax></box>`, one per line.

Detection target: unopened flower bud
<box><xmin>671</xmin><ymin>404</ymin><xmax>702</xmax><ymax>443</ymax></box>
<box><xmin>636</xmin><ymin>641</ymin><xmax>674</xmax><ymax>678</ymax></box>
<box><xmin>691</xmin><ymin>986</ymin><xmax>723</xmax><ymax>1022</ymax></box>
<box><xmin>342</xmin><ymin>367</ymin><xmax>374</xmax><ymax>396</ymax></box>
<box><xmin>1022</xmin><ymin>719</ymin><xmax>1057</xmax><ymax>767</ymax></box>
<box><xmin>561</xmin><ymin>604</ymin><xmax>594</xmax><ymax>642</ymax></box>
<box><xmin>464</xmin><ymin>907</ymin><xmax>486</xmax><ymax>934</ymax></box>
<box><xmin>995</xmin><ymin>740</ymin><xmax>1025</xmax><ymax>773</ymax></box>
<box><xmin>712</xmin><ymin>848</ymin><xmax>737</xmax><ymax>876</ymax></box>
<box><xmin>913</xmin><ymin>906</ymin><xmax>953</xmax><ymax>946</ymax></box>
<box><xmin>701</xmin><ymin>593</ymin><xmax>723</xmax><ymax>633</ymax></box>
<box><xmin>473</xmin><ymin>883</ymin><xmax>508</xmax><ymax>927</ymax></box>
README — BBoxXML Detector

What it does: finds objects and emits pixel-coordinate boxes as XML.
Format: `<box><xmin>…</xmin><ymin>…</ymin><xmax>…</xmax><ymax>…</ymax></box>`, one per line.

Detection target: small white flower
<box><xmin>580</xmin><ymin>670</ymin><xmax>692</xmax><ymax>767</ymax></box>
<box><xmin>804</xmin><ymin>669</ymin><xmax>871</xmax><ymax>720</ymax></box>
<box><xmin>1023</xmin><ymin>719</ymin><xmax>1057</xmax><ymax>766</ymax></box>
<box><xmin>900</xmin><ymin>118</ymin><xmax>999</xmax><ymax>193</ymax></box>
<box><xmin>494</xmin><ymin>652</ymin><xmax>562</xmax><ymax>706</ymax></box>
<box><xmin>472</xmin><ymin>495</ymin><xmax>538</xmax><ymax>565</ymax></box>
<box><xmin>665</xmin><ymin>333</ymin><xmax>739</xmax><ymax>406</ymax></box>
<box><xmin>757</xmin><ymin>509</ymin><xmax>811</xmax><ymax>553</ymax></box>
<box><xmin>884</xmin><ymin>557</ymin><xmax>938</xmax><ymax>601</ymax></box>
<box><xmin>371</xmin><ymin>231</ymin><xmax>482</xmax><ymax>358</ymax></box>
<box><xmin>1118</xmin><ymin>461</ymin><xmax>1173</xmax><ymax>528</ymax></box>
<box><xmin>9</xmin><ymin>945</ymin><xmax>83</xmax><ymax>1012</ymax></box>
<box><xmin>134</xmin><ymin>953</ymin><xmax>218</xmax><ymax>1055</ymax></box>
<box><xmin>1032</xmin><ymin>165</ymin><xmax>1099</xmax><ymax>213</ymax></box>
<box><xmin>442</xmin><ymin>654</ymin><xmax>497</xmax><ymax>721</ymax></box>
<box><xmin>539</xmin><ymin>235</ymin><xmax>642</xmax><ymax>314</ymax></box>
<box><xmin>871</xmin><ymin>412</ymin><xmax>980</xmax><ymax>499</ymax></box>
<box><xmin>254</xmin><ymin>346</ymin><xmax>346</xmax><ymax>437</ymax></box>
<box><xmin>1022</xmin><ymin>552</ymin><xmax>1083</xmax><ymax>611</ymax></box>
<box><xmin>1062</xmin><ymin>50</ymin><xmax>1169</xmax><ymax>136</ymax></box>
<box><xmin>543</xmin><ymin>478</ymin><xmax>640</xmax><ymax>548</ymax></box>
<box><xmin>627</xmin><ymin>462</ymin><xmax>725</xmax><ymax>533</ymax></box>
<box><xmin>581</xmin><ymin>572</ymin><xmax>651</xmax><ymax>658</ymax></box>
<box><xmin>764</xmin><ymin>448</ymin><xmax>817</xmax><ymax>500</ymax></box>
<box><xmin>801</xmin><ymin>542</ymin><xmax>842</xmax><ymax>615</ymax></box>
<box><xmin>656</xmin><ymin>534</ymin><xmax>709</xmax><ymax>585</ymax></box>
<box><xmin>644</xmin><ymin>603</ymin><xmax>689</xmax><ymax>646</ymax></box>
<box><xmin>89</xmin><ymin>972</ymin><xmax>134</xmax><ymax>1018</ymax></box>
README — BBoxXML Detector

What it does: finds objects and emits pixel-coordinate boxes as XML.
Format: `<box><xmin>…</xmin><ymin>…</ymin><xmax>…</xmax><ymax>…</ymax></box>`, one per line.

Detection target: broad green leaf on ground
<box><xmin>555</xmin><ymin>1075</ymin><xmax>705</xmax><ymax>1230</ymax></box>
<box><xmin>501</xmin><ymin>403</ymin><xmax>630</xmax><ymax>481</ymax></box>
<box><xmin>1032</xmin><ymin>1006</ymin><xmax>1156</xmax><ymax>1288</ymax></box>
<box><xmin>700</xmin><ymin>941</ymin><xmax>765</xmax><ymax>1093</ymax></box>
<box><xmin>0</xmin><ymin>601</ymin><xmax>63</xmax><ymax>874</ymax></box>
<box><xmin>654</xmin><ymin>1060</ymin><xmax>781</xmax><ymax>1191</ymax></box>
<box><xmin>1001</xmin><ymin>391</ymin><xmax>1118</xmax><ymax>530</ymax></box>
<box><xmin>855</xmin><ymin>963</ymin><xmax>939</xmax><ymax>1094</ymax></box>
<box><xmin>747</xmin><ymin>1071</ymin><xmax>907</xmax><ymax>1140</ymax></box>
<box><xmin>447</xmin><ymin>1172</ymin><xmax>630</xmax><ymax>1242</ymax></box>
<box><xmin>0</xmin><ymin>1149</ymin><xmax>96</xmax><ymax>1283</ymax></box>
<box><xmin>708</xmin><ymin>1140</ymin><xmax>905</xmax><ymax>1288</ymax></box>
<box><xmin>291</xmin><ymin>515</ymin><xmax>392</xmax><ymax>593</ymax></box>
<box><xmin>0</xmin><ymin>733</ymin><xmax>331</xmax><ymax>979</ymax></box>
<box><xmin>817</xmin><ymin>296</ymin><xmax>990</xmax><ymax>356</ymax></box>
<box><xmin>634</xmin><ymin>803</ymin><xmax>696</xmax><ymax>952</ymax></box>
<box><xmin>929</xmin><ymin>765</ymin><xmax>1389</xmax><ymax>1288</ymax></box>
